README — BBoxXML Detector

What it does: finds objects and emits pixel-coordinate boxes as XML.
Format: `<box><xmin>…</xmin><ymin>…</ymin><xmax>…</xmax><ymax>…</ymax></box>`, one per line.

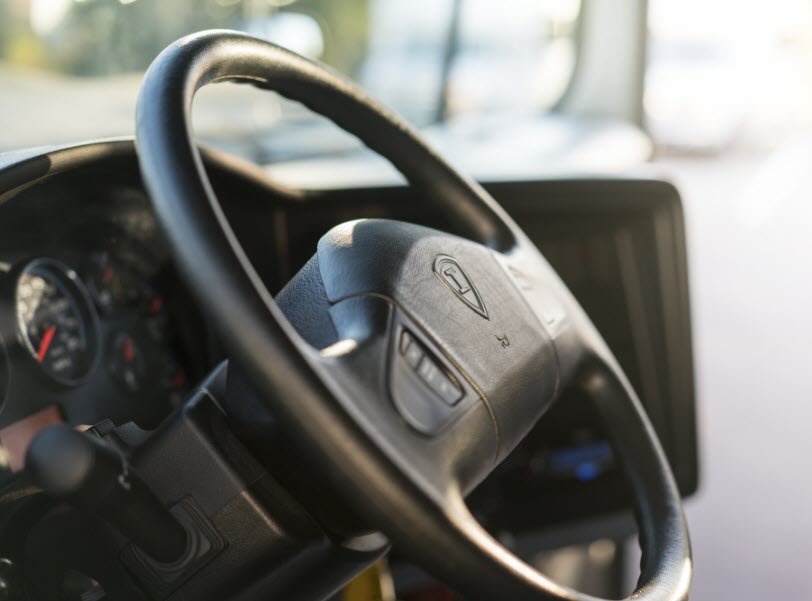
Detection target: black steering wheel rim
<box><xmin>135</xmin><ymin>29</ymin><xmax>691</xmax><ymax>601</ymax></box>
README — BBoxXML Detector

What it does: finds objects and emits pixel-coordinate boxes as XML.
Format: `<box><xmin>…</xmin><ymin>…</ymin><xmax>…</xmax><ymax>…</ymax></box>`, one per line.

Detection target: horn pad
<box><xmin>278</xmin><ymin>219</ymin><xmax>560</xmax><ymax>461</ymax></box>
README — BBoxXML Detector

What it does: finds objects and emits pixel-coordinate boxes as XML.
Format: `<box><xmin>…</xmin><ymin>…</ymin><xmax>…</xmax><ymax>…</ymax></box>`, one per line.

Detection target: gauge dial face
<box><xmin>16</xmin><ymin>260</ymin><xmax>99</xmax><ymax>384</ymax></box>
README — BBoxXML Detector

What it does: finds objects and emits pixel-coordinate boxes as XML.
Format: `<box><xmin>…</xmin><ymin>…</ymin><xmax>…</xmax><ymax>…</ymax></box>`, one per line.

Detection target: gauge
<box><xmin>86</xmin><ymin>251</ymin><xmax>141</xmax><ymax>313</ymax></box>
<box><xmin>161</xmin><ymin>354</ymin><xmax>188</xmax><ymax>408</ymax></box>
<box><xmin>108</xmin><ymin>331</ymin><xmax>147</xmax><ymax>393</ymax></box>
<box><xmin>15</xmin><ymin>259</ymin><xmax>100</xmax><ymax>384</ymax></box>
<box><xmin>142</xmin><ymin>284</ymin><xmax>169</xmax><ymax>341</ymax></box>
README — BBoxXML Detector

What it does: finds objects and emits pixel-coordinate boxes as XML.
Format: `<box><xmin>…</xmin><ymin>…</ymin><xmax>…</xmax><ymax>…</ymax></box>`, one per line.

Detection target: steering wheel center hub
<box><xmin>283</xmin><ymin>219</ymin><xmax>559</xmax><ymax>464</ymax></box>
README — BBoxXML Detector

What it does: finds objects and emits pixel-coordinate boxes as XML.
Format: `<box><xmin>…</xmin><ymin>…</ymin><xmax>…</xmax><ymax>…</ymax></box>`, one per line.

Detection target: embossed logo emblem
<box><xmin>433</xmin><ymin>255</ymin><xmax>489</xmax><ymax>320</ymax></box>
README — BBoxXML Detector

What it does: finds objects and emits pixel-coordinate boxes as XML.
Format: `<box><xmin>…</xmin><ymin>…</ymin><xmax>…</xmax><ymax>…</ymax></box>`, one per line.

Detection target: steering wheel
<box><xmin>135</xmin><ymin>30</ymin><xmax>691</xmax><ymax>601</ymax></box>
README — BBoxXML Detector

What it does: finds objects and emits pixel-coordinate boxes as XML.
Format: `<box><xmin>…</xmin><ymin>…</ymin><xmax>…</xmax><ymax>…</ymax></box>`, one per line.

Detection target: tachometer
<box><xmin>15</xmin><ymin>259</ymin><xmax>100</xmax><ymax>385</ymax></box>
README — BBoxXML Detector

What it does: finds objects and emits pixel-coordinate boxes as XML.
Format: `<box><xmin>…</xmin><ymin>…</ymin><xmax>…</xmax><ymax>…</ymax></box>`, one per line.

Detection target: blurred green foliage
<box><xmin>0</xmin><ymin>0</ymin><xmax>369</xmax><ymax>76</ymax></box>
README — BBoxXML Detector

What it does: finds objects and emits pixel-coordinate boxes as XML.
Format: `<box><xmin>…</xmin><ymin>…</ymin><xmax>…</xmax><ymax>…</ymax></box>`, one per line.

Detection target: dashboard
<box><xmin>0</xmin><ymin>140</ymin><xmax>696</xmax><ymax>539</ymax></box>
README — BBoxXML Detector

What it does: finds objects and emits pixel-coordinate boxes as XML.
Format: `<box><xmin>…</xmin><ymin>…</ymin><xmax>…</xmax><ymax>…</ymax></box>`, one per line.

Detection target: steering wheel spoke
<box><xmin>494</xmin><ymin>242</ymin><xmax>589</xmax><ymax>378</ymax></box>
<box><xmin>311</xmin><ymin>295</ymin><xmax>487</xmax><ymax>499</ymax></box>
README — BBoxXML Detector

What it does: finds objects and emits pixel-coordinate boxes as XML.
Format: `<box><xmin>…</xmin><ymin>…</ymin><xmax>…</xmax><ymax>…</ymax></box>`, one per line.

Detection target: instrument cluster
<box><xmin>0</xmin><ymin>236</ymin><xmax>196</xmax><ymax>430</ymax></box>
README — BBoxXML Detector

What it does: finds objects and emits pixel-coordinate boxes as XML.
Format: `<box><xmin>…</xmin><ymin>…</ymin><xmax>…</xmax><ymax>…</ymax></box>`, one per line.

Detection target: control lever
<box><xmin>25</xmin><ymin>424</ymin><xmax>188</xmax><ymax>563</ymax></box>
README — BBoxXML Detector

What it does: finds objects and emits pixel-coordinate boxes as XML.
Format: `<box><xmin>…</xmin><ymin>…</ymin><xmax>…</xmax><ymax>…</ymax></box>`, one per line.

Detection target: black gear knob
<box><xmin>25</xmin><ymin>424</ymin><xmax>187</xmax><ymax>563</ymax></box>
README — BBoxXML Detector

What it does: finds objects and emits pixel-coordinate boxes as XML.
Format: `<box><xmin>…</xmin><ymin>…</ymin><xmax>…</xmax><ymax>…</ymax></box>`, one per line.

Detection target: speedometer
<box><xmin>15</xmin><ymin>259</ymin><xmax>100</xmax><ymax>384</ymax></box>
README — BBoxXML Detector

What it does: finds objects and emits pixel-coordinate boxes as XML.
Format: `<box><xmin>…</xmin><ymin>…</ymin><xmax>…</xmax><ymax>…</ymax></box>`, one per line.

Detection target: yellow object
<box><xmin>343</xmin><ymin>559</ymin><xmax>396</xmax><ymax>601</ymax></box>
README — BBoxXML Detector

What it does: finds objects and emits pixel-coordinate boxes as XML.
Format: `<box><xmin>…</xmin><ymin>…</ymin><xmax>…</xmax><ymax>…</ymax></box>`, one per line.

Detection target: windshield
<box><xmin>0</xmin><ymin>0</ymin><xmax>580</xmax><ymax>161</ymax></box>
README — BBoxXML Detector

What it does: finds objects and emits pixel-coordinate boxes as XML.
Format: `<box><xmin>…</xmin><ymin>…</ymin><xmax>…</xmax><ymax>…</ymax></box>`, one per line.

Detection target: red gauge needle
<box><xmin>122</xmin><ymin>337</ymin><xmax>135</xmax><ymax>364</ymax></box>
<box><xmin>148</xmin><ymin>295</ymin><xmax>163</xmax><ymax>315</ymax></box>
<box><xmin>37</xmin><ymin>326</ymin><xmax>56</xmax><ymax>363</ymax></box>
